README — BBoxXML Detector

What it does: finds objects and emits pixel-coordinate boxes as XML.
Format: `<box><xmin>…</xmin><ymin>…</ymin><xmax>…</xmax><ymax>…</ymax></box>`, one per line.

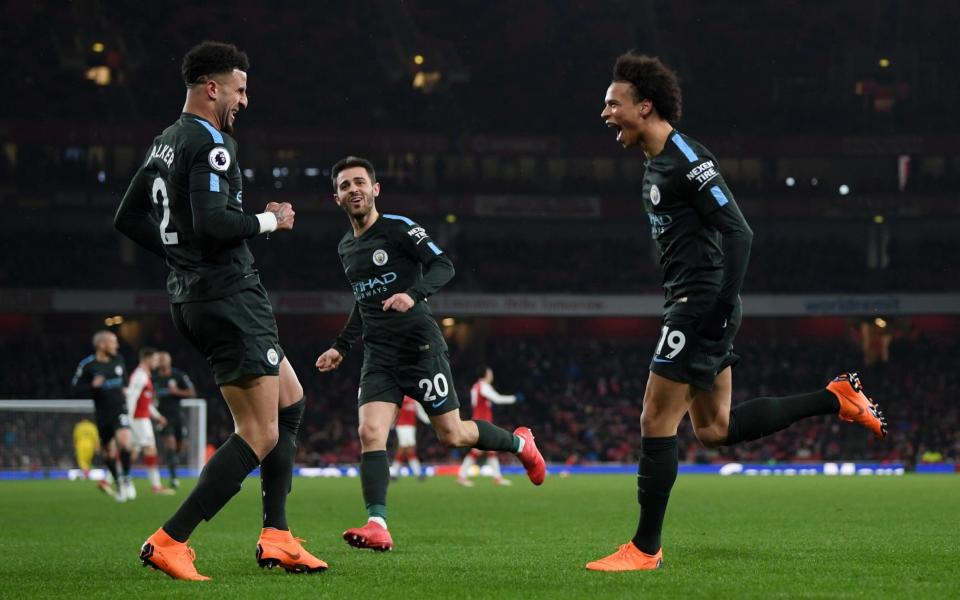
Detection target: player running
<box><xmin>115</xmin><ymin>41</ymin><xmax>326</xmax><ymax>579</ymax></box>
<box><xmin>391</xmin><ymin>396</ymin><xmax>430</xmax><ymax>481</ymax></box>
<box><xmin>587</xmin><ymin>52</ymin><xmax>887</xmax><ymax>572</ymax></box>
<box><xmin>315</xmin><ymin>156</ymin><xmax>546</xmax><ymax>552</ymax></box>
<box><xmin>457</xmin><ymin>367</ymin><xmax>521</xmax><ymax>487</ymax></box>
<box><xmin>152</xmin><ymin>351</ymin><xmax>195</xmax><ymax>489</ymax></box>
<box><xmin>125</xmin><ymin>347</ymin><xmax>174</xmax><ymax>496</ymax></box>
<box><xmin>71</xmin><ymin>330</ymin><xmax>135</xmax><ymax>502</ymax></box>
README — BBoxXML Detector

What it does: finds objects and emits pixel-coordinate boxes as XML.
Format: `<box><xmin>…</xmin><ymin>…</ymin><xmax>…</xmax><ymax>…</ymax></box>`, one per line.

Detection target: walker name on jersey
<box><xmin>352</xmin><ymin>272</ymin><xmax>397</xmax><ymax>299</ymax></box>
<box><xmin>146</xmin><ymin>144</ymin><xmax>175</xmax><ymax>169</ymax></box>
<box><xmin>407</xmin><ymin>227</ymin><xmax>428</xmax><ymax>244</ymax></box>
<box><xmin>685</xmin><ymin>160</ymin><xmax>718</xmax><ymax>187</ymax></box>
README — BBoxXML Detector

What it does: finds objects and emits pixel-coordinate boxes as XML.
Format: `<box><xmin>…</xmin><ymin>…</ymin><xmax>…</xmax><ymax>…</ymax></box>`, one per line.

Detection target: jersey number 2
<box><xmin>152</xmin><ymin>178</ymin><xmax>179</xmax><ymax>245</ymax></box>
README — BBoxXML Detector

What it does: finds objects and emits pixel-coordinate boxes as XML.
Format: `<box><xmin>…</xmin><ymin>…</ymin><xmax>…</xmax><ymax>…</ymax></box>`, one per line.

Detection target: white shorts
<box><xmin>131</xmin><ymin>418</ymin><xmax>157</xmax><ymax>450</ymax></box>
<box><xmin>396</xmin><ymin>425</ymin><xmax>416</xmax><ymax>448</ymax></box>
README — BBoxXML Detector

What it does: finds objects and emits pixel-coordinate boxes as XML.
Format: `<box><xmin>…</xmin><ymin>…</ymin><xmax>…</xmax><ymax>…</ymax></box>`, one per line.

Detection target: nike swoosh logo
<box><xmin>277</xmin><ymin>547</ymin><xmax>301</xmax><ymax>560</ymax></box>
<box><xmin>432</xmin><ymin>397</ymin><xmax>447</xmax><ymax>408</ymax></box>
<box><xmin>653</xmin><ymin>358</ymin><xmax>673</xmax><ymax>364</ymax></box>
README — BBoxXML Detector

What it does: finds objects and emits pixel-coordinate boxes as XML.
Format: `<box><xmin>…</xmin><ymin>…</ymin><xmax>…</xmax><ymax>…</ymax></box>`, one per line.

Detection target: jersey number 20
<box><xmin>152</xmin><ymin>178</ymin><xmax>179</xmax><ymax>245</ymax></box>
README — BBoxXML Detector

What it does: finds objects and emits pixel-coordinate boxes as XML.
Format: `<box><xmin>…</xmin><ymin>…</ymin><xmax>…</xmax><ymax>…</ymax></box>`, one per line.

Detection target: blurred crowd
<box><xmin>1</xmin><ymin>325</ymin><xmax>955</xmax><ymax>470</ymax></box>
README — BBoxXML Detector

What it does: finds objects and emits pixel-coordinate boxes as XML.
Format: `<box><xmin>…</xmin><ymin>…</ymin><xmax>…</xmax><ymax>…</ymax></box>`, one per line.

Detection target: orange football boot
<box><xmin>139</xmin><ymin>527</ymin><xmax>210</xmax><ymax>581</ymax></box>
<box><xmin>586</xmin><ymin>543</ymin><xmax>663</xmax><ymax>572</ymax></box>
<box><xmin>827</xmin><ymin>372</ymin><xmax>887</xmax><ymax>439</ymax></box>
<box><xmin>256</xmin><ymin>528</ymin><xmax>328</xmax><ymax>573</ymax></box>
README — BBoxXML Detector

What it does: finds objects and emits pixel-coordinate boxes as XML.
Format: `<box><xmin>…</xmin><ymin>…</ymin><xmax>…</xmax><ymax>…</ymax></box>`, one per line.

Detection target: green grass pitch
<box><xmin>0</xmin><ymin>474</ymin><xmax>957</xmax><ymax>598</ymax></box>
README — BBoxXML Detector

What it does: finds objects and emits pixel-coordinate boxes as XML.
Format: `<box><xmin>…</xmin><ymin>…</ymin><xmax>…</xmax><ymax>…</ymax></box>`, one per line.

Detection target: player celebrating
<box><xmin>115</xmin><ymin>41</ymin><xmax>326</xmax><ymax>579</ymax></box>
<box><xmin>125</xmin><ymin>347</ymin><xmax>174</xmax><ymax>496</ymax></box>
<box><xmin>458</xmin><ymin>367</ymin><xmax>520</xmax><ymax>487</ymax></box>
<box><xmin>71</xmin><ymin>330</ymin><xmax>135</xmax><ymax>502</ymax></box>
<box><xmin>391</xmin><ymin>396</ymin><xmax>430</xmax><ymax>480</ymax></box>
<box><xmin>153</xmin><ymin>351</ymin><xmax>195</xmax><ymax>489</ymax></box>
<box><xmin>587</xmin><ymin>52</ymin><xmax>887</xmax><ymax>572</ymax></box>
<box><xmin>316</xmin><ymin>156</ymin><xmax>546</xmax><ymax>552</ymax></box>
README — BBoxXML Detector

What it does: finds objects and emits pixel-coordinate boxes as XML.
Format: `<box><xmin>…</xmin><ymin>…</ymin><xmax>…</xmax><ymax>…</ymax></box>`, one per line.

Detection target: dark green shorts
<box><xmin>649</xmin><ymin>301</ymin><xmax>742</xmax><ymax>392</ymax></box>
<box><xmin>171</xmin><ymin>284</ymin><xmax>284</xmax><ymax>386</ymax></box>
<box><xmin>358</xmin><ymin>352</ymin><xmax>460</xmax><ymax>416</ymax></box>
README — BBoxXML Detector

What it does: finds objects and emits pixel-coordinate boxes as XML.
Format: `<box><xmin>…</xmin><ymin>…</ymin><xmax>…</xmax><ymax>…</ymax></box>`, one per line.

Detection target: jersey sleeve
<box><xmin>678</xmin><ymin>158</ymin><xmax>754</xmax><ymax>305</ymax></box>
<box><xmin>71</xmin><ymin>361</ymin><xmax>92</xmax><ymax>396</ymax></box>
<box><xmin>115</xmin><ymin>166</ymin><xmax>166</xmax><ymax>258</ymax></box>
<box><xmin>391</xmin><ymin>220</ymin><xmax>455</xmax><ymax>302</ymax></box>
<box><xmin>188</xmin><ymin>139</ymin><xmax>260</xmax><ymax>241</ymax></box>
<box><xmin>125</xmin><ymin>369</ymin><xmax>149</xmax><ymax>416</ymax></box>
<box><xmin>333</xmin><ymin>302</ymin><xmax>364</xmax><ymax>356</ymax></box>
<box><xmin>177</xmin><ymin>371</ymin><xmax>195</xmax><ymax>395</ymax></box>
<box><xmin>480</xmin><ymin>381</ymin><xmax>516</xmax><ymax>405</ymax></box>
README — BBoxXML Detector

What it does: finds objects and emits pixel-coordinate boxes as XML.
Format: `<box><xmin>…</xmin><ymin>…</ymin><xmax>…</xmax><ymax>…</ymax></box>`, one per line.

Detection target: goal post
<box><xmin>0</xmin><ymin>399</ymin><xmax>207</xmax><ymax>475</ymax></box>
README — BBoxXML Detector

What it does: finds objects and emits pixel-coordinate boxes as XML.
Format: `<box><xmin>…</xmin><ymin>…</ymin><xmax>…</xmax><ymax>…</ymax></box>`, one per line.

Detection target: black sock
<box><xmin>632</xmin><ymin>436</ymin><xmax>678</xmax><ymax>555</ymax></box>
<box><xmin>724</xmin><ymin>390</ymin><xmax>838</xmax><ymax>445</ymax></box>
<box><xmin>104</xmin><ymin>454</ymin><xmax>119</xmax><ymax>483</ymax></box>
<box><xmin>119</xmin><ymin>448</ymin><xmax>132</xmax><ymax>477</ymax></box>
<box><xmin>166</xmin><ymin>446</ymin><xmax>178</xmax><ymax>481</ymax></box>
<box><xmin>261</xmin><ymin>398</ymin><xmax>305</xmax><ymax>530</ymax></box>
<box><xmin>474</xmin><ymin>420</ymin><xmax>517</xmax><ymax>452</ymax></box>
<box><xmin>361</xmin><ymin>450</ymin><xmax>389</xmax><ymax>520</ymax></box>
<box><xmin>163</xmin><ymin>433</ymin><xmax>260</xmax><ymax>542</ymax></box>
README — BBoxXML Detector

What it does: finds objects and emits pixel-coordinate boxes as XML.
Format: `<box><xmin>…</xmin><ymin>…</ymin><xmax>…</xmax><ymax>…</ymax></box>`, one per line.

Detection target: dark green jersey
<box><xmin>332</xmin><ymin>213</ymin><xmax>455</xmax><ymax>366</ymax></box>
<box><xmin>71</xmin><ymin>354</ymin><xmax>127</xmax><ymax>416</ymax></box>
<box><xmin>152</xmin><ymin>367</ymin><xmax>193</xmax><ymax>410</ymax></box>
<box><xmin>115</xmin><ymin>113</ymin><xmax>263</xmax><ymax>303</ymax></box>
<box><xmin>642</xmin><ymin>130</ymin><xmax>753</xmax><ymax>310</ymax></box>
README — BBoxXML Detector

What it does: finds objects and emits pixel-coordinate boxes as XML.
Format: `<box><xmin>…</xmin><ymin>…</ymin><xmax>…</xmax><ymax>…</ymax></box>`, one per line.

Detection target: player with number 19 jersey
<box><xmin>643</xmin><ymin>130</ymin><xmax>752</xmax><ymax>391</ymax></box>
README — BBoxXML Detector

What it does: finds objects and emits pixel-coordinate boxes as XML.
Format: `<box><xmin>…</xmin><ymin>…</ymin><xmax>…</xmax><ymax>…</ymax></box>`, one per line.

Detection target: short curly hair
<box><xmin>182</xmin><ymin>41</ymin><xmax>249</xmax><ymax>87</ymax></box>
<box><xmin>612</xmin><ymin>52</ymin><xmax>682</xmax><ymax>124</ymax></box>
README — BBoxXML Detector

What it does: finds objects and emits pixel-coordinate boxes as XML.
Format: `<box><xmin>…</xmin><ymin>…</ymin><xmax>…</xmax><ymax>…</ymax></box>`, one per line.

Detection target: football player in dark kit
<box><xmin>315</xmin><ymin>156</ymin><xmax>546</xmax><ymax>552</ymax></box>
<box><xmin>71</xmin><ymin>330</ymin><xmax>134</xmax><ymax>501</ymax></box>
<box><xmin>587</xmin><ymin>52</ymin><xmax>888</xmax><ymax>572</ymax></box>
<box><xmin>152</xmin><ymin>351</ymin><xmax>195</xmax><ymax>490</ymax></box>
<box><xmin>114</xmin><ymin>41</ymin><xmax>326</xmax><ymax>580</ymax></box>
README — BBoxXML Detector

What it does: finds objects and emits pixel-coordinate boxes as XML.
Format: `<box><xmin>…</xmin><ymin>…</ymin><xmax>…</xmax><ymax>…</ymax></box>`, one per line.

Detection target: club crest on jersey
<box><xmin>266</xmin><ymin>348</ymin><xmax>279</xmax><ymax>366</ymax></box>
<box><xmin>208</xmin><ymin>147</ymin><xmax>231</xmax><ymax>172</ymax></box>
<box><xmin>372</xmin><ymin>249</ymin><xmax>389</xmax><ymax>266</ymax></box>
<box><xmin>650</xmin><ymin>184</ymin><xmax>661</xmax><ymax>206</ymax></box>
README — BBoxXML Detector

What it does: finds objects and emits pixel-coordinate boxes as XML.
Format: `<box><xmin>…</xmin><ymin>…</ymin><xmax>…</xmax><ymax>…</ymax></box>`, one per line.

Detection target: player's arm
<box><xmin>683</xmin><ymin>160</ymin><xmax>754</xmax><ymax>340</ymax></box>
<box><xmin>382</xmin><ymin>222</ymin><xmax>455</xmax><ymax>312</ymax></box>
<box><xmin>70</xmin><ymin>361</ymin><xmax>93</xmax><ymax>397</ymax></box>
<box><xmin>114</xmin><ymin>167</ymin><xmax>166</xmax><ymax>258</ymax></box>
<box><xmin>415</xmin><ymin>402</ymin><xmax>430</xmax><ymax>424</ymax></box>
<box><xmin>317</xmin><ymin>302</ymin><xmax>363</xmax><ymax>371</ymax></box>
<box><xmin>189</xmin><ymin>143</ymin><xmax>291</xmax><ymax>241</ymax></box>
<box><xmin>480</xmin><ymin>380</ymin><xmax>517</xmax><ymax>405</ymax></box>
<box><xmin>171</xmin><ymin>373</ymin><xmax>196</xmax><ymax>398</ymax></box>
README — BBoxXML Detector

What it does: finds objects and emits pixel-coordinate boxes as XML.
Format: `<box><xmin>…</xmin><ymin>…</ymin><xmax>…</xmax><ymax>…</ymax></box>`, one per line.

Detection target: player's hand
<box><xmin>695</xmin><ymin>300</ymin><xmax>735</xmax><ymax>341</ymax></box>
<box><xmin>382</xmin><ymin>293</ymin><xmax>415</xmax><ymax>313</ymax></box>
<box><xmin>265</xmin><ymin>201</ymin><xmax>295</xmax><ymax>231</ymax></box>
<box><xmin>514</xmin><ymin>392</ymin><xmax>526</xmax><ymax>404</ymax></box>
<box><xmin>168</xmin><ymin>381</ymin><xmax>180</xmax><ymax>393</ymax></box>
<box><xmin>316</xmin><ymin>348</ymin><xmax>344</xmax><ymax>372</ymax></box>
<box><xmin>156</xmin><ymin>415</ymin><xmax>168</xmax><ymax>428</ymax></box>
<box><xmin>92</xmin><ymin>375</ymin><xmax>105</xmax><ymax>388</ymax></box>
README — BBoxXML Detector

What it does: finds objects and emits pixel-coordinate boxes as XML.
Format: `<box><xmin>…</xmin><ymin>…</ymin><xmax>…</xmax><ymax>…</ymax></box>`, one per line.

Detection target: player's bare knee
<box><xmin>358</xmin><ymin>422</ymin><xmax>387</xmax><ymax>448</ymax></box>
<box><xmin>695</xmin><ymin>424</ymin><xmax>727</xmax><ymax>448</ymax></box>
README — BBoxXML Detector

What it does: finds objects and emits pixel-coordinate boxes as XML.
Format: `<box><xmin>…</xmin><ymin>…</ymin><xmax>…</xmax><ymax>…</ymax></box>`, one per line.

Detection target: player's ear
<box><xmin>206</xmin><ymin>78</ymin><xmax>219</xmax><ymax>101</ymax></box>
<box><xmin>372</xmin><ymin>181</ymin><xmax>381</xmax><ymax>198</ymax></box>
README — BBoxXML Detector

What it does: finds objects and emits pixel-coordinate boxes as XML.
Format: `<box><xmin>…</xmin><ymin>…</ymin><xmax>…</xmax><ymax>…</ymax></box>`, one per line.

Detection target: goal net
<box><xmin>0</xmin><ymin>399</ymin><xmax>207</xmax><ymax>477</ymax></box>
